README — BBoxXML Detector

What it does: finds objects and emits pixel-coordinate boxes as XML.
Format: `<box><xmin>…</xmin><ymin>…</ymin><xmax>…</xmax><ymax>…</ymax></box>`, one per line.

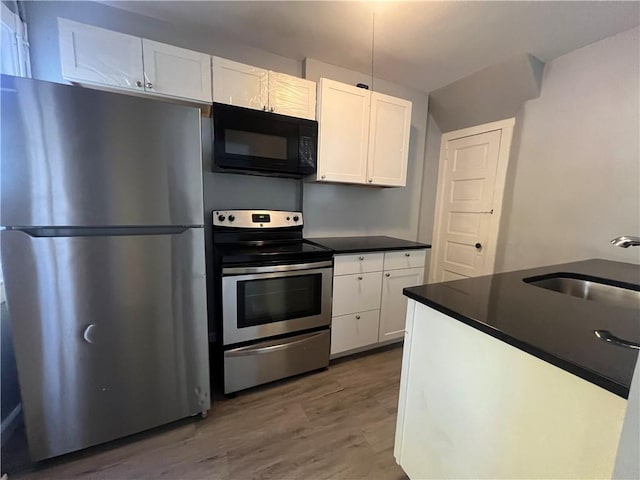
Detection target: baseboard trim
<box><xmin>1</xmin><ymin>403</ymin><xmax>22</xmax><ymax>447</ymax></box>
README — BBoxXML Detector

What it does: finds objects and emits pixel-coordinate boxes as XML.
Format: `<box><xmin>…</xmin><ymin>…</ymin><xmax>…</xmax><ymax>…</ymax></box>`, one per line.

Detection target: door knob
<box><xmin>475</xmin><ymin>243</ymin><xmax>482</xmax><ymax>250</ymax></box>
<box><xmin>145</xmin><ymin>82</ymin><xmax>153</xmax><ymax>88</ymax></box>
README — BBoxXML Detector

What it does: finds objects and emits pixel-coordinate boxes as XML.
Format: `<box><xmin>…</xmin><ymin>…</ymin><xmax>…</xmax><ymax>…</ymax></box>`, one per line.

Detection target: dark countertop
<box><xmin>404</xmin><ymin>259</ymin><xmax>640</xmax><ymax>398</ymax></box>
<box><xmin>307</xmin><ymin>236</ymin><xmax>431</xmax><ymax>254</ymax></box>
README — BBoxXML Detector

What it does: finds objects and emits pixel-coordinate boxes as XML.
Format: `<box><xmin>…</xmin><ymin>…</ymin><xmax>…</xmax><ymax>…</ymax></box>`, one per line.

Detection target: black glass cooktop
<box><xmin>215</xmin><ymin>240</ymin><xmax>333</xmax><ymax>265</ymax></box>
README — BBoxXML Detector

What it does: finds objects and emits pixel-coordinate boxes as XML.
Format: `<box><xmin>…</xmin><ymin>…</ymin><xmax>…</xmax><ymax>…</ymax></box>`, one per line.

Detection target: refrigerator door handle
<box><xmin>10</xmin><ymin>226</ymin><xmax>196</xmax><ymax>237</ymax></box>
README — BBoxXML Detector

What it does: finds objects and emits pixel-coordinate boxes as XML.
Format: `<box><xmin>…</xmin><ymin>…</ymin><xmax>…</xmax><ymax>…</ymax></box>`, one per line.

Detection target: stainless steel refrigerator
<box><xmin>0</xmin><ymin>75</ymin><xmax>210</xmax><ymax>460</ymax></box>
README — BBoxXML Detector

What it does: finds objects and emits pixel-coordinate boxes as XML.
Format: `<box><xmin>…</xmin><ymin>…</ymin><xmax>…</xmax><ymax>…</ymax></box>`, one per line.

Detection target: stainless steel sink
<box><xmin>523</xmin><ymin>273</ymin><xmax>640</xmax><ymax>310</ymax></box>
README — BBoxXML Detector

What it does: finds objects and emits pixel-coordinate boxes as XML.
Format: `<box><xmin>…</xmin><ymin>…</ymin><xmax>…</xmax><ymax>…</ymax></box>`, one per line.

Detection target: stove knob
<box><xmin>293</xmin><ymin>215</ymin><xmax>299</xmax><ymax>222</ymax></box>
<box><xmin>218</xmin><ymin>215</ymin><xmax>226</xmax><ymax>222</ymax></box>
<box><xmin>228</xmin><ymin>215</ymin><xmax>235</xmax><ymax>222</ymax></box>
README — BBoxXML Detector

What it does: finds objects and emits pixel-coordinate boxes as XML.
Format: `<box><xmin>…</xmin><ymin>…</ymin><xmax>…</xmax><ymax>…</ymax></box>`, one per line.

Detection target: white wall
<box><xmin>495</xmin><ymin>27</ymin><xmax>640</xmax><ymax>271</ymax></box>
<box><xmin>302</xmin><ymin>58</ymin><xmax>430</xmax><ymax>240</ymax></box>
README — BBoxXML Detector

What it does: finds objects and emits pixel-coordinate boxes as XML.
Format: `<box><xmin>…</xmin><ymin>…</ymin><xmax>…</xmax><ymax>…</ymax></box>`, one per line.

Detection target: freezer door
<box><xmin>0</xmin><ymin>228</ymin><xmax>210</xmax><ymax>460</ymax></box>
<box><xmin>0</xmin><ymin>75</ymin><xmax>204</xmax><ymax>227</ymax></box>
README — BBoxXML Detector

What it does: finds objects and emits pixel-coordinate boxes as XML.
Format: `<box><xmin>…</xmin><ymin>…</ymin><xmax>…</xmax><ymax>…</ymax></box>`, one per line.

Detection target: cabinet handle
<box><xmin>385</xmin><ymin>273</ymin><xmax>390</xmax><ymax>277</ymax></box>
<box><xmin>269</xmin><ymin>107</ymin><xmax>274</xmax><ymax>113</ymax></box>
<box><xmin>136</xmin><ymin>81</ymin><xmax>142</xmax><ymax>87</ymax></box>
<box><xmin>475</xmin><ymin>243</ymin><xmax>482</xmax><ymax>250</ymax></box>
<box><xmin>357</xmin><ymin>276</ymin><xmax>363</xmax><ymax>280</ymax></box>
<box><xmin>262</xmin><ymin>106</ymin><xmax>267</xmax><ymax>111</ymax></box>
<box><xmin>358</xmin><ymin>256</ymin><xmax>364</xmax><ymax>261</ymax></box>
<box><xmin>321</xmin><ymin>174</ymin><xmax>326</xmax><ymax>180</ymax></box>
<box><xmin>355</xmin><ymin>315</ymin><xmax>361</xmax><ymax>320</ymax></box>
<box><xmin>368</xmin><ymin>179</ymin><xmax>373</xmax><ymax>183</ymax></box>
<box><xmin>82</xmin><ymin>324</ymin><xmax>96</xmax><ymax>344</ymax></box>
<box><xmin>145</xmin><ymin>82</ymin><xmax>153</xmax><ymax>89</ymax></box>
<box><xmin>405</xmin><ymin>253</ymin><xmax>411</xmax><ymax>257</ymax></box>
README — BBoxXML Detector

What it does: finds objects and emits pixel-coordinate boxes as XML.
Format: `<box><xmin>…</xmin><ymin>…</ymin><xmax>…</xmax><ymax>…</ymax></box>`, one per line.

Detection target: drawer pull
<box><xmin>357</xmin><ymin>276</ymin><xmax>363</xmax><ymax>280</ymax></box>
<box><xmin>405</xmin><ymin>253</ymin><xmax>411</xmax><ymax>257</ymax></box>
<box><xmin>358</xmin><ymin>256</ymin><xmax>364</xmax><ymax>261</ymax></box>
<box><xmin>355</xmin><ymin>315</ymin><xmax>361</xmax><ymax>320</ymax></box>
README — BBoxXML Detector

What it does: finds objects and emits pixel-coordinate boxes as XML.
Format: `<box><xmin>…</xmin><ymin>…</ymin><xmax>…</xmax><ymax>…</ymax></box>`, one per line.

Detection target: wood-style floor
<box><xmin>3</xmin><ymin>346</ymin><xmax>408</xmax><ymax>480</ymax></box>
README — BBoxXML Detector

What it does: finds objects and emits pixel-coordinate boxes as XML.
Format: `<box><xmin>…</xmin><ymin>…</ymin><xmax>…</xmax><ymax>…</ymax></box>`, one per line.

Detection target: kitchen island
<box><xmin>394</xmin><ymin>259</ymin><xmax>639</xmax><ymax>479</ymax></box>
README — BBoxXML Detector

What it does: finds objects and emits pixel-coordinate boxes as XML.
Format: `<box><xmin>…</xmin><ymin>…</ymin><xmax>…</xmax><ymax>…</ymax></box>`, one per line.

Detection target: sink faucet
<box><xmin>611</xmin><ymin>236</ymin><xmax>640</xmax><ymax>248</ymax></box>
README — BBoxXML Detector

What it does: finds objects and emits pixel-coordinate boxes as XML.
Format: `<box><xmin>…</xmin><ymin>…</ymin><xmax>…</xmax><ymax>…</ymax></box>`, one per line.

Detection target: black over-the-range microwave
<box><xmin>212</xmin><ymin>103</ymin><xmax>318</xmax><ymax>178</ymax></box>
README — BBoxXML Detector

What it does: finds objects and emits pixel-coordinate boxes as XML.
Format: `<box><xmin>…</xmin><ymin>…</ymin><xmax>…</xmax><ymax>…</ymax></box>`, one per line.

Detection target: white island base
<box><xmin>394</xmin><ymin>300</ymin><xmax>628</xmax><ymax>479</ymax></box>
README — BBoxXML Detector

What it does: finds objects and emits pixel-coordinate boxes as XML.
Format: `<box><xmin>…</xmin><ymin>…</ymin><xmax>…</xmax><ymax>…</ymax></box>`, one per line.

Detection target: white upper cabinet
<box><xmin>212</xmin><ymin>57</ymin><xmax>316</xmax><ymax>120</ymax></box>
<box><xmin>59</xmin><ymin>18</ymin><xmax>143</xmax><ymax>91</ymax></box>
<box><xmin>268</xmin><ymin>72</ymin><xmax>316</xmax><ymax>120</ymax></box>
<box><xmin>367</xmin><ymin>92</ymin><xmax>412</xmax><ymax>187</ymax></box>
<box><xmin>315</xmin><ymin>77</ymin><xmax>413</xmax><ymax>187</ymax></box>
<box><xmin>212</xmin><ymin>57</ymin><xmax>268</xmax><ymax>110</ymax></box>
<box><xmin>142</xmin><ymin>39</ymin><xmax>211</xmax><ymax>102</ymax></box>
<box><xmin>316</xmin><ymin>78</ymin><xmax>370</xmax><ymax>184</ymax></box>
<box><xmin>59</xmin><ymin>19</ymin><xmax>211</xmax><ymax>102</ymax></box>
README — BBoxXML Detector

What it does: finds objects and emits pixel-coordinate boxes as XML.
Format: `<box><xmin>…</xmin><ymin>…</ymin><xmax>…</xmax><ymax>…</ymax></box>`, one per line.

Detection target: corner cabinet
<box><xmin>212</xmin><ymin>57</ymin><xmax>316</xmax><ymax>120</ymax></box>
<box><xmin>58</xmin><ymin>18</ymin><xmax>212</xmax><ymax>103</ymax></box>
<box><xmin>315</xmin><ymin>78</ymin><xmax>412</xmax><ymax>187</ymax></box>
<box><xmin>330</xmin><ymin>249</ymin><xmax>426</xmax><ymax>358</ymax></box>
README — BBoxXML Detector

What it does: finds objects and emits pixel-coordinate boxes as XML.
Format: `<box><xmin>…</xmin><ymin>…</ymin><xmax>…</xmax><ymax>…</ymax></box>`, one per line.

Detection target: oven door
<box><xmin>221</xmin><ymin>260</ymin><xmax>333</xmax><ymax>345</ymax></box>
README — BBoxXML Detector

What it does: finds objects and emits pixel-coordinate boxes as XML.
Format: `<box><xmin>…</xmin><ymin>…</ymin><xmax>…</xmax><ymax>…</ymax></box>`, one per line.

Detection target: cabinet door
<box><xmin>367</xmin><ymin>92</ymin><xmax>412</xmax><ymax>187</ymax></box>
<box><xmin>142</xmin><ymin>39</ymin><xmax>211</xmax><ymax>102</ymax></box>
<box><xmin>379</xmin><ymin>267</ymin><xmax>424</xmax><ymax>342</ymax></box>
<box><xmin>332</xmin><ymin>271</ymin><xmax>382</xmax><ymax>317</ymax></box>
<box><xmin>316</xmin><ymin>78</ymin><xmax>370</xmax><ymax>184</ymax></box>
<box><xmin>58</xmin><ymin>18</ymin><xmax>143</xmax><ymax>91</ymax></box>
<box><xmin>212</xmin><ymin>57</ymin><xmax>268</xmax><ymax>110</ymax></box>
<box><xmin>331</xmin><ymin>310</ymin><xmax>380</xmax><ymax>355</ymax></box>
<box><xmin>268</xmin><ymin>72</ymin><xmax>316</xmax><ymax>120</ymax></box>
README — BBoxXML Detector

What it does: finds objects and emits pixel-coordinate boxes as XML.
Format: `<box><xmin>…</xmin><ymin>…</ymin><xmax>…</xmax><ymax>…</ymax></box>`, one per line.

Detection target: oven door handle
<box><xmin>223</xmin><ymin>260</ymin><xmax>333</xmax><ymax>275</ymax></box>
<box><xmin>225</xmin><ymin>331</ymin><xmax>328</xmax><ymax>357</ymax></box>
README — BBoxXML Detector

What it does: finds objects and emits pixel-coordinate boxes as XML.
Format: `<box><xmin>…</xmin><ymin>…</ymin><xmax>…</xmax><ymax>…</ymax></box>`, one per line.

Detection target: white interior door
<box><xmin>58</xmin><ymin>18</ymin><xmax>143</xmax><ymax>91</ymax></box>
<box><xmin>430</xmin><ymin>119</ymin><xmax>514</xmax><ymax>282</ymax></box>
<box><xmin>367</xmin><ymin>91</ymin><xmax>412</xmax><ymax>187</ymax></box>
<box><xmin>316</xmin><ymin>78</ymin><xmax>370</xmax><ymax>184</ymax></box>
<box><xmin>142</xmin><ymin>39</ymin><xmax>211</xmax><ymax>102</ymax></box>
<box><xmin>212</xmin><ymin>56</ymin><xmax>268</xmax><ymax>110</ymax></box>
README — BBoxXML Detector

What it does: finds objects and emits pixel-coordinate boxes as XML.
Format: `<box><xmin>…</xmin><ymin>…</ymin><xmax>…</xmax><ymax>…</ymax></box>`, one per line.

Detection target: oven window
<box><xmin>225</xmin><ymin>129</ymin><xmax>288</xmax><ymax>160</ymax></box>
<box><xmin>237</xmin><ymin>274</ymin><xmax>322</xmax><ymax>328</ymax></box>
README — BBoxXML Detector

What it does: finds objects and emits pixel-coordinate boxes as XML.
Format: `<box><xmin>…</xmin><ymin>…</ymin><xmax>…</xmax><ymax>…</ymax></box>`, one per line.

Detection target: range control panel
<box><xmin>213</xmin><ymin>210</ymin><xmax>303</xmax><ymax>228</ymax></box>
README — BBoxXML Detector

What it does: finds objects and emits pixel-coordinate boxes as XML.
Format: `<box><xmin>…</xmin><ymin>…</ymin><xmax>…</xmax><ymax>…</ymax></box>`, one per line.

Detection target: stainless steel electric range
<box><xmin>211</xmin><ymin>210</ymin><xmax>334</xmax><ymax>394</ymax></box>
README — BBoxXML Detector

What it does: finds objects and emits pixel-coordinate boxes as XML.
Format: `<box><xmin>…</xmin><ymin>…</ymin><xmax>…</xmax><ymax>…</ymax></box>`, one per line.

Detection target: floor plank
<box><xmin>2</xmin><ymin>346</ymin><xmax>408</xmax><ymax>480</ymax></box>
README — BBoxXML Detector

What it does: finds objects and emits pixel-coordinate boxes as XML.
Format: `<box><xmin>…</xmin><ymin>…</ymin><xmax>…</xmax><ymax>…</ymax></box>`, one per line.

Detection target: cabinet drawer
<box><xmin>332</xmin><ymin>271</ymin><xmax>382</xmax><ymax>316</ymax></box>
<box><xmin>331</xmin><ymin>310</ymin><xmax>380</xmax><ymax>355</ymax></box>
<box><xmin>334</xmin><ymin>252</ymin><xmax>384</xmax><ymax>276</ymax></box>
<box><xmin>383</xmin><ymin>249</ymin><xmax>427</xmax><ymax>271</ymax></box>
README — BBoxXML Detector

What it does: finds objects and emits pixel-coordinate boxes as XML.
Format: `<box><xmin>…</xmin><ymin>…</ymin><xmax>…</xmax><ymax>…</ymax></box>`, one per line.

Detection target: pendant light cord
<box><xmin>371</xmin><ymin>10</ymin><xmax>375</xmax><ymax>91</ymax></box>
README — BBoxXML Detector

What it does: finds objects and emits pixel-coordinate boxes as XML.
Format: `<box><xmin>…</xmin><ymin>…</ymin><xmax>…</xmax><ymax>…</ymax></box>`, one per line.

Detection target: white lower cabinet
<box><xmin>379</xmin><ymin>267</ymin><xmax>424</xmax><ymax>342</ymax></box>
<box><xmin>330</xmin><ymin>249</ymin><xmax>426</xmax><ymax>358</ymax></box>
<box><xmin>332</xmin><ymin>271</ymin><xmax>382</xmax><ymax>317</ymax></box>
<box><xmin>330</xmin><ymin>310</ymin><xmax>380</xmax><ymax>355</ymax></box>
<box><xmin>395</xmin><ymin>301</ymin><xmax>627</xmax><ymax>479</ymax></box>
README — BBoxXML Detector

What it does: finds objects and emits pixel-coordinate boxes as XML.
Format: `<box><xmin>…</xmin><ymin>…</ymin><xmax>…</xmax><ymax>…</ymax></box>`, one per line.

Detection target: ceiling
<box><xmin>102</xmin><ymin>1</ymin><xmax>640</xmax><ymax>93</ymax></box>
